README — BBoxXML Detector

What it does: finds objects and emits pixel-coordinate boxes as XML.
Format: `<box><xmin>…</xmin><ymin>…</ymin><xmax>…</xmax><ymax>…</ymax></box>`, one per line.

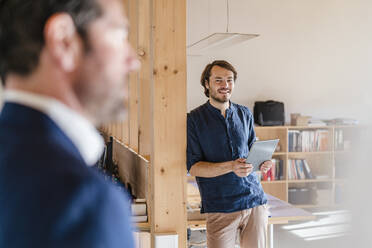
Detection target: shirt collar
<box><xmin>3</xmin><ymin>89</ymin><xmax>104</xmax><ymax>166</ymax></box>
<box><xmin>206</xmin><ymin>100</ymin><xmax>236</xmax><ymax>115</ymax></box>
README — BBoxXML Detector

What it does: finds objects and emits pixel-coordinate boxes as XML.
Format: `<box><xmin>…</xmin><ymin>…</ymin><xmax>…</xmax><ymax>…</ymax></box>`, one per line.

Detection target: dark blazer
<box><xmin>0</xmin><ymin>102</ymin><xmax>135</xmax><ymax>248</ymax></box>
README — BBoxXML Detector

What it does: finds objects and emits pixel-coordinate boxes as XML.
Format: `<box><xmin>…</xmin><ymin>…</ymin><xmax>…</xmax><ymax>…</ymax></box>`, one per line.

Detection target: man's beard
<box><xmin>73</xmin><ymin>76</ymin><xmax>128</xmax><ymax>126</ymax></box>
<box><xmin>210</xmin><ymin>90</ymin><xmax>230</xmax><ymax>103</ymax></box>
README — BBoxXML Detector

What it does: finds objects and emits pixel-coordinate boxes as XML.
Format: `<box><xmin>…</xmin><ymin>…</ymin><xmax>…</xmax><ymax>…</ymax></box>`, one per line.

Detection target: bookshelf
<box><xmin>255</xmin><ymin>125</ymin><xmax>355</xmax><ymax>208</ymax></box>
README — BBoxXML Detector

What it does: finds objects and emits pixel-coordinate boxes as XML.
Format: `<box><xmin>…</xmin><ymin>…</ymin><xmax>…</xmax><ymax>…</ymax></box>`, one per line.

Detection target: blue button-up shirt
<box><xmin>187</xmin><ymin>101</ymin><xmax>267</xmax><ymax>213</ymax></box>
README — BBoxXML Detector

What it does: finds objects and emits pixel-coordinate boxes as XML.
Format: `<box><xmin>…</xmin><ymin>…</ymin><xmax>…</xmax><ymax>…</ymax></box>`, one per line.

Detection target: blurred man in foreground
<box><xmin>0</xmin><ymin>0</ymin><xmax>139</xmax><ymax>247</ymax></box>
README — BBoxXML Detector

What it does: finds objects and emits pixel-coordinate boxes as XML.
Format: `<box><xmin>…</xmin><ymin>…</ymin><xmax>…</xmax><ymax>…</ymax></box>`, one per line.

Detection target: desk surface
<box><xmin>187</xmin><ymin>194</ymin><xmax>315</xmax><ymax>228</ymax></box>
<box><xmin>266</xmin><ymin>194</ymin><xmax>315</xmax><ymax>224</ymax></box>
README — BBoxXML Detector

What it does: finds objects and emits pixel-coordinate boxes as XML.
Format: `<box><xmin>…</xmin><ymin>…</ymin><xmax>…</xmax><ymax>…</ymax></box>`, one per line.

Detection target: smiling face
<box><xmin>73</xmin><ymin>0</ymin><xmax>140</xmax><ymax>125</ymax></box>
<box><xmin>206</xmin><ymin>65</ymin><xmax>235</xmax><ymax>104</ymax></box>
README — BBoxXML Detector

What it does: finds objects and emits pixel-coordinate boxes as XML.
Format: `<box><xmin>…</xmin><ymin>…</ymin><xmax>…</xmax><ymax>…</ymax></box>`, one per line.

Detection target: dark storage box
<box><xmin>288</xmin><ymin>187</ymin><xmax>316</xmax><ymax>205</ymax></box>
<box><xmin>254</xmin><ymin>100</ymin><xmax>285</xmax><ymax>126</ymax></box>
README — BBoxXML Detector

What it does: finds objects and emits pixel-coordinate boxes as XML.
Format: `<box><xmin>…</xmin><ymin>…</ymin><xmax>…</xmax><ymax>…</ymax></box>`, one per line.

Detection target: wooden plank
<box><xmin>113</xmin><ymin>122</ymin><xmax>118</xmax><ymax>139</ymax></box>
<box><xmin>138</xmin><ymin>0</ymin><xmax>152</xmax><ymax>157</ymax></box>
<box><xmin>113</xmin><ymin>139</ymin><xmax>149</xmax><ymax>199</ymax></box>
<box><xmin>262</xmin><ymin>182</ymin><xmax>288</xmax><ymax>202</ymax></box>
<box><xmin>108</xmin><ymin>123</ymin><xmax>112</xmax><ymax>136</ymax></box>
<box><xmin>187</xmin><ymin>218</ymin><xmax>290</xmax><ymax>228</ymax></box>
<box><xmin>136</xmin><ymin>222</ymin><xmax>151</xmax><ymax>230</ymax></box>
<box><xmin>151</xmin><ymin>0</ymin><xmax>187</xmax><ymax>246</ymax></box>
<box><xmin>117</xmin><ymin>122</ymin><xmax>123</xmax><ymax>142</ymax></box>
<box><xmin>122</xmin><ymin>0</ymin><xmax>131</xmax><ymax>146</ymax></box>
<box><xmin>122</xmin><ymin>119</ymin><xmax>129</xmax><ymax>144</ymax></box>
<box><xmin>116</xmin><ymin>122</ymin><xmax>120</xmax><ymax>138</ymax></box>
<box><xmin>105</xmin><ymin>124</ymin><xmax>109</xmax><ymax>135</ymax></box>
<box><xmin>122</xmin><ymin>0</ymin><xmax>129</xmax><ymax>14</ymax></box>
<box><xmin>137</xmin><ymin>0</ymin><xmax>154</xmax><ymax>234</ymax></box>
<box><xmin>128</xmin><ymin>0</ymin><xmax>139</xmax><ymax>152</ymax></box>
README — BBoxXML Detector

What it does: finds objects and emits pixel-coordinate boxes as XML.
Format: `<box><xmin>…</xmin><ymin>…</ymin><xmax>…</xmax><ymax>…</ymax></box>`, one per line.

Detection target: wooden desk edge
<box><xmin>188</xmin><ymin>214</ymin><xmax>315</xmax><ymax>228</ymax></box>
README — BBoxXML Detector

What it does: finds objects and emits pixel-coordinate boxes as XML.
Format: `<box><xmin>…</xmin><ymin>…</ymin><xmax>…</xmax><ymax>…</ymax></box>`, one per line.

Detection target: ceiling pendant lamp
<box><xmin>187</xmin><ymin>0</ymin><xmax>259</xmax><ymax>55</ymax></box>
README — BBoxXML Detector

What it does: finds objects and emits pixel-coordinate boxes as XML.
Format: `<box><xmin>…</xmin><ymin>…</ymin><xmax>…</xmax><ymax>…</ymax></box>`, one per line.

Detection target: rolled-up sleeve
<box><xmin>187</xmin><ymin>114</ymin><xmax>204</xmax><ymax>172</ymax></box>
<box><xmin>247</xmin><ymin>113</ymin><xmax>256</xmax><ymax>150</ymax></box>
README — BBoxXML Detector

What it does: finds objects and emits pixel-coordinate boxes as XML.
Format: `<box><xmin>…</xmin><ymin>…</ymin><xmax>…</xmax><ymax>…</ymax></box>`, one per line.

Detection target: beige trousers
<box><xmin>206</xmin><ymin>205</ymin><xmax>269</xmax><ymax>248</ymax></box>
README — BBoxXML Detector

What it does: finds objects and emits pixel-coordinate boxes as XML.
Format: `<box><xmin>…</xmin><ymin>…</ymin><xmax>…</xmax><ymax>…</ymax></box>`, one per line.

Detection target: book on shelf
<box><xmin>261</xmin><ymin>159</ymin><xmax>283</xmax><ymax>181</ymax></box>
<box><xmin>131</xmin><ymin>198</ymin><xmax>147</xmax><ymax>222</ymax></box>
<box><xmin>324</xmin><ymin>118</ymin><xmax>358</xmax><ymax>126</ymax></box>
<box><xmin>288</xmin><ymin>159</ymin><xmax>313</xmax><ymax>180</ymax></box>
<box><xmin>296</xmin><ymin>160</ymin><xmax>306</xmax><ymax>179</ymax></box>
<box><xmin>314</xmin><ymin>174</ymin><xmax>330</xmax><ymax>179</ymax></box>
<box><xmin>302</xmin><ymin>160</ymin><xmax>313</xmax><ymax>179</ymax></box>
<box><xmin>308</xmin><ymin>119</ymin><xmax>327</xmax><ymax>127</ymax></box>
<box><xmin>288</xmin><ymin>129</ymin><xmax>329</xmax><ymax>152</ymax></box>
<box><xmin>290</xmin><ymin>159</ymin><xmax>297</xmax><ymax>180</ymax></box>
<box><xmin>132</xmin><ymin>215</ymin><xmax>148</xmax><ymax>223</ymax></box>
<box><xmin>288</xmin><ymin>130</ymin><xmax>301</xmax><ymax>152</ymax></box>
<box><xmin>134</xmin><ymin>231</ymin><xmax>151</xmax><ymax>248</ymax></box>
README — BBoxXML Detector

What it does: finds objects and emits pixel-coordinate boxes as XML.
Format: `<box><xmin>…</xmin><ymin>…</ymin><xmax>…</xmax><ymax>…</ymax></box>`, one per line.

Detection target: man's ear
<box><xmin>43</xmin><ymin>13</ymin><xmax>83</xmax><ymax>72</ymax></box>
<box><xmin>205</xmin><ymin>80</ymin><xmax>210</xmax><ymax>89</ymax></box>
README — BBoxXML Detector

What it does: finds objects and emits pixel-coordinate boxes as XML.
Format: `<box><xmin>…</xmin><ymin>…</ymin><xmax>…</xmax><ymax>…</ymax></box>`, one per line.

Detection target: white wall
<box><xmin>187</xmin><ymin>0</ymin><xmax>372</xmax><ymax>124</ymax></box>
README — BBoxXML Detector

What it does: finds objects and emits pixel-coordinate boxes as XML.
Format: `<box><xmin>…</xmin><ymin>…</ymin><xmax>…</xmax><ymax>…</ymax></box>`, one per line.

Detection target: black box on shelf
<box><xmin>254</xmin><ymin>100</ymin><xmax>285</xmax><ymax>126</ymax></box>
<box><xmin>288</xmin><ymin>187</ymin><xmax>316</xmax><ymax>205</ymax></box>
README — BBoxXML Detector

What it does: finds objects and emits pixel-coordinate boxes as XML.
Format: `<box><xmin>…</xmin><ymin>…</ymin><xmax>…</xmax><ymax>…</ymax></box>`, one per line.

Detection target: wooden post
<box><xmin>127</xmin><ymin>0</ymin><xmax>140</xmax><ymax>152</ymax></box>
<box><xmin>121</xmin><ymin>0</ymin><xmax>130</xmax><ymax>145</ymax></box>
<box><xmin>150</xmin><ymin>0</ymin><xmax>187</xmax><ymax>247</ymax></box>
<box><xmin>138</xmin><ymin>0</ymin><xmax>152</xmax><ymax>159</ymax></box>
<box><xmin>122</xmin><ymin>1</ymin><xmax>187</xmax><ymax>247</ymax></box>
<box><xmin>121</xmin><ymin>113</ymin><xmax>129</xmax><ymax>144</ymax></box>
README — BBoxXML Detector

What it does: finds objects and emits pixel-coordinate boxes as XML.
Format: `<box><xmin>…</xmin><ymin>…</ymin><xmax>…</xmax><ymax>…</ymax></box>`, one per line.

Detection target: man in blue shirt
<box><xmin>187</xmin><ymin>60</ymin><xmax>272</xmax><ymax>248</ymax></box>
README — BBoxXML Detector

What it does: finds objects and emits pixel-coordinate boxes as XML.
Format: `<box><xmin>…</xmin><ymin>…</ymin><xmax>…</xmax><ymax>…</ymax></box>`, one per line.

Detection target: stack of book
<box><xmin>324</xmin><ymin>118</ymin><xmax>358</xmax><ymax>126</ymax></box>
<box><xmin>288</xmin><ymin>129</ymin><xmax>329</xmax><ymax>152</ymax></box>
<box><xmin>261</xmin><ymin>159</ymin><xmax>284</xmax><ymax>181</ymax></box>
<box><xmin>133</xmin><ymin>232</ymin><xmax>150</xmax><ymax>248</ymax></box>
<box><xmin>131</xmin><ymin>199</ymin><xmax>147</xmax><ymax>223</ymax></box>
<box><xmin>308</xmin><ymin>119</ymin><xmax>327</xmax><ymax>126</ymax></box>
<box><xmin>288</xmin><ymin>159</ymin><xmax>313</xmax><ymax>180</ymax></box>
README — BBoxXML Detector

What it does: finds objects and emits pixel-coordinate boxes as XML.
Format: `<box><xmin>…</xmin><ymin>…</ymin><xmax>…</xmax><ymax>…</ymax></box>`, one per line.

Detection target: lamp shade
<box><xmin>187</xmin><ymin>32</ymin><xmax>259</xmax><ymax>55</ymax></box>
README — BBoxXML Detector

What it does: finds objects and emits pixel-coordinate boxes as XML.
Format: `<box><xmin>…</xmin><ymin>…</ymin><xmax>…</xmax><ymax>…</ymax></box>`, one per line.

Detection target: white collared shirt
<box><xmin>3</xmin><ymin>89</ymin><xmax>104</xmax><ymax>166</ymax></box>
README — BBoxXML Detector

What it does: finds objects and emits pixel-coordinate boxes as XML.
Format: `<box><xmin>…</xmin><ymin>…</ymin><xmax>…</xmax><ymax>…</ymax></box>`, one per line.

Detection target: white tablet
<box><xmin>246</xmin><ymin>139</ymin><xmax>279</xmax><ymax>171</ymax></box>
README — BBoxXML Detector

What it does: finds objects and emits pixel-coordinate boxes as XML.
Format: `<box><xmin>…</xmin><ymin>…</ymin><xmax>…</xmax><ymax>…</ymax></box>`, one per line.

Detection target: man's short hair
<box><xmin>200</xmin><ymin>60</ymin><xmax>237</xmax><ymax>98</ymax></box>
<box><xmin>0</xmin><ymin>0</ymin><xmax>103</xmax><ymax>85</ymax></box>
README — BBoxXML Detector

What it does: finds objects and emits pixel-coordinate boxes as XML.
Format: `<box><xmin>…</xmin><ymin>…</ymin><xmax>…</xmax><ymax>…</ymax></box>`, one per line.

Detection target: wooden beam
<box><xmin>128</xmin><ymin>0</ymin><xmax>139</xmax><ymax>152</ymax></box>
<box><xmin>121</xmin><ymin>119</ymin><xmax>129</xmax><ymax>145</ymax></box>
<box><xmin>108</xmin><ymin>123</ymin><xmax>112</xmax><ymax>136</ymax></box>
<box><xmin>122</xmin><ymin>0</ymin><xmax>128</xmax><ymax>12</ymax></box>
<box><xmin>120</xmin><ymin>0</ymin><xmax>131</xmax><ymax>144</ymax></box>
<box><xmin>113</xmin><ymin>122</ymin><xmax>118</xmax><ymax>140</ymax></box>
<box><xmin>138</xmin><ymin>0</ymin><xmax>152</xmax><ymax>158</ymax></box>
<box><xmin>150</xmin><ymin>0</ymin><xmax>187</xmax><ymax>246</ymax></box>
<box><xmin>137</xmin><ymin>0</ymin><xmax>154</xmax><ymax>233</ymax></box>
